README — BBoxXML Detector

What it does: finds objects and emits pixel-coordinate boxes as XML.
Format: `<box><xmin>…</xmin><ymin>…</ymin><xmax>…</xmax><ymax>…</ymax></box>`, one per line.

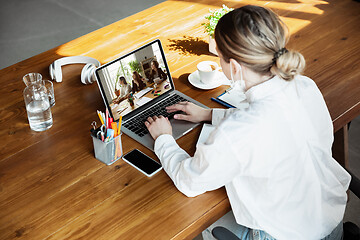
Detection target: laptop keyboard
<box><xmin>123</xmin><ymin>94</ymin><xmax>187</xmax><ymax>137</ymax></box>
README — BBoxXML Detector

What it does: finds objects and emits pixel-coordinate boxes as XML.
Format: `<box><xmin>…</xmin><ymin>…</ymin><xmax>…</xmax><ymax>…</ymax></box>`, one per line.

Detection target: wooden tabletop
<box><xmin>1</xmin><ymin>0</ymin><xmax>359</xmax><ymax>239</ymax></box>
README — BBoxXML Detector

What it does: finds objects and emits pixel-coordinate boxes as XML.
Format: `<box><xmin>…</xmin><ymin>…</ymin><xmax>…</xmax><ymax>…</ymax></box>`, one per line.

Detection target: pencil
<box><xmin>117</xmin><ymin>106</ymin><xmax>128</xmax><ymax>114</ymax></box>
<box><xmin>114</xmin><ymin>137</ymin><xmax>118</xmax><ymax>161</ymax></box>
<box><xmin>111</xmin><ymin>122</ymin><xmax>118</xmax><ymax>137</ymax></box>
<box><xmin>105</xmin><ymin>108</ymin><xmax>109</xmax><ymax>129</ymax></box>
<box><xmin>118</xmin><ymin>116</ymin><xmax>122</xmax><ymax>136</ymax></box>
<box><xmin>97</xmin><ymin>111</ymin><xmax>105</xmax><ymax>125</ymax></box>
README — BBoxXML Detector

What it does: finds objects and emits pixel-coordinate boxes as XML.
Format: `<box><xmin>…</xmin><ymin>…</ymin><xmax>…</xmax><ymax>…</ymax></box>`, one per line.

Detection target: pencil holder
<box><xmin>91</xmin><ymin>133</ymin><xmax>123</xmax><ymax>165</ymax></box>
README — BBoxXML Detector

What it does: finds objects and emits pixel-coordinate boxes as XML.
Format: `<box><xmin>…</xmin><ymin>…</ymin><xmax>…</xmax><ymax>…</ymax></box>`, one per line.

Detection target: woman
<box><xmin>149</xmin><ymin>60</ymin><xmax>167</xmax><ymax>84</ymax></box>
<box><xmin>145</xmin><ymin>5</ymin><xmax>350</xmax><ymax>240</ymax></box>
<box><xmin>131</xmin><ymin>71</ymin><xmax>146</xmax><ymax>93</ymax></box>
<box><xmin>113</xmin><ymin>76</ymin><xmax>131</xmax><ymax>104</ymax></box>
<box><xmin>119</xmin><ymin>76</ymin><xmax>131</xmax><ymax>97</ymax></box>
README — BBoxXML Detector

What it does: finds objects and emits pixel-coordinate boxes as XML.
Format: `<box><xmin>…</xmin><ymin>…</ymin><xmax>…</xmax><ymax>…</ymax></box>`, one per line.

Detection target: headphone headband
<box><xmin>49</xmin><ymin>56</ymin><xmax>101</xmax><ymax>84</ymax></box>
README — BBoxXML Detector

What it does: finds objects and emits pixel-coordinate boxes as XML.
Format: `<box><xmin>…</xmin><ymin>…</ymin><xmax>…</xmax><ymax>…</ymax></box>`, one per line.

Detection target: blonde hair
<box><xmin>214</xmin><ymin>5</ymin><xmax>305</xmax><ymax>81</ymax></box>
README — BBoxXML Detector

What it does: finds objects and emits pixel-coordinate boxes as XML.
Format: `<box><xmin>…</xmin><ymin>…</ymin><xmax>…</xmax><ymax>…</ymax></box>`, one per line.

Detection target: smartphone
<box><xmin>122</xmin><ymin>149</ymin><xmax>162</xmax><ymax>177</ymax></box>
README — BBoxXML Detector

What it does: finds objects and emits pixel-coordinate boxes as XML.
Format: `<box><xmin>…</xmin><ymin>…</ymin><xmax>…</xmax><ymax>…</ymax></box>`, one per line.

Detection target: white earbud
<box><xmin>49</xmin><ymin>56</ymin><xmax>100</xmax><ymax>84</ymax></box>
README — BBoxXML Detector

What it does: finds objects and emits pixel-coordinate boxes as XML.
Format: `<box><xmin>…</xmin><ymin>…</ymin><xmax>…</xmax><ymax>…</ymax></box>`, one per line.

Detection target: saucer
<box><xmin>188</xmin><ymin>70</ymin><xmax>230</xmax><ymax>90</ymax></box>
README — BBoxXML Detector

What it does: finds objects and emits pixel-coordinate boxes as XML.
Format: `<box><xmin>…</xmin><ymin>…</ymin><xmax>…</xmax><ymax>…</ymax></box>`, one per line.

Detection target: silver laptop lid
<box><xmin>95</xmin><ymin>39</ymin><xmax>175</xmax><ymax>122</ymax></box>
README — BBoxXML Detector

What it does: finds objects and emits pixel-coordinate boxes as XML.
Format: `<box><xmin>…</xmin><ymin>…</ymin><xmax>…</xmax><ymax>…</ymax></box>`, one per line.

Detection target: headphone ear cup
<box><xmin>81</xmin><ymin>63</ymin><xmax>94</xmax><ymax>84</ymax></box>
<box><xmin>89</xmin><ymin>65</ymin><xmax>97</xmax><ymax>84</ymax></box>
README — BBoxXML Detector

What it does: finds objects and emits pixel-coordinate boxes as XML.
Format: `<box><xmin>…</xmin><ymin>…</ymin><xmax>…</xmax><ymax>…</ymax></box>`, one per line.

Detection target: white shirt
<box><xmin>120</xmin><ymin>84</ymin><xmax>131</xmax><ymax>97</ymax></box>
<box><xmin>154</xmin><ymin>75</ymin><xmax>351</xmax><ymax>240</ymax></box>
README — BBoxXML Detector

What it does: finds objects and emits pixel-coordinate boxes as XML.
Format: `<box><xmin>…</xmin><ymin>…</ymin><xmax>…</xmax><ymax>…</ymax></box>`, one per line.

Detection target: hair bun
<box><xmin>272</xmin><ymin>48</ymin><xmax>288</xmax><ymax>64</ymax></box>
<box><xmin>270</xmin><ymin>49</ymin><xmax>305</xmax><ymax>81</ymax></box>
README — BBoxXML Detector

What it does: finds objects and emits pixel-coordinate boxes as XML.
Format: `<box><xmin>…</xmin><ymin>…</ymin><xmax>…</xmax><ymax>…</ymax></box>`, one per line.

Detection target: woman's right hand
<box><xmin>166</xmin><ymin>101</ymin><xmax>212</xmax><ymax>123</ymax></box>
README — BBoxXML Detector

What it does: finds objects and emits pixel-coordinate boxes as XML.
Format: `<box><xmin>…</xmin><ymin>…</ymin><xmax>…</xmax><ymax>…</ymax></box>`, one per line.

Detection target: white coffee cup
<box><xmin>197</xmin><ymin>61</ymin><xmax>220</xmax><ymax>84</ymax></box>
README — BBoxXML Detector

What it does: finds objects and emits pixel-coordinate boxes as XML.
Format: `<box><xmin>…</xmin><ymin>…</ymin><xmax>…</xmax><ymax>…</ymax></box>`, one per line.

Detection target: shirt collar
<box><xmin>245</xmin><ymin>75</ymin><xmax>289</xmax><ymax>102</ymax></box>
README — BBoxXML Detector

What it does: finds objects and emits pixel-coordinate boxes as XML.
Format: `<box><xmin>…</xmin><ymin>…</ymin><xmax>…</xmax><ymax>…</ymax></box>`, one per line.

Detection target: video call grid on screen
<box><xmin>96</xmin><ymin>40</ymin><xmax>174</xmax><ymax>121</ymax></box>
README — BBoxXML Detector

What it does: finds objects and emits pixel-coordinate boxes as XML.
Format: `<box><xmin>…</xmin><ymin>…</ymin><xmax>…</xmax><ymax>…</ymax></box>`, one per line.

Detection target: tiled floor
<box><xmin>1</xmin><ymin>1</ymin><xmax>359</xmax><ymax>239</ymax></box>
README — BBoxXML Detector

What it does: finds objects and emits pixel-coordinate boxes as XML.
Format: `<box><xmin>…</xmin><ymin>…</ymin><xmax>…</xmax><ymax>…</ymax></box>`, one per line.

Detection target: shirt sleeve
<box><xmin>212</xmin><ymin>108</ymin><xmax>238</xmax><ymax>126</ymax></box>
<box><xmin>154</xmin><ymin>129</ymin><xmax>242</xmax><ymax>197</ymax></box>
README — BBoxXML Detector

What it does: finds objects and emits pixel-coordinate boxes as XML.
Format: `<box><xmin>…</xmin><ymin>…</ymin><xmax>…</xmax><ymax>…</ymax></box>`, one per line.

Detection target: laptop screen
<box><xmin>95</xmin><ymin>40</ymin><xmax>174</xmax><ymax>121</ymax></box>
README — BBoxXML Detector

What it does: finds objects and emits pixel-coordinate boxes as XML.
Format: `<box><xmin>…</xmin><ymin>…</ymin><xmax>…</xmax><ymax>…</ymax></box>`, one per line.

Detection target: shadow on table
<box><xmin>176</xmin><ymin>73</ymin><xmax>191</xmax><ymax>85</ymax></box>
<box><xmin>167</xmin><ymin>36</ymin><xmax>214</xmax><ymax>56</ymax></box>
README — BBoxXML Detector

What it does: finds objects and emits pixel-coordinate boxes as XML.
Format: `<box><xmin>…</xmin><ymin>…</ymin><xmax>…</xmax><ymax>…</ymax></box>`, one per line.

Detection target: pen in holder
<box><xmin>91</xmin><ymin>129</ymin><xmax>123</xmax><ymax>165</ymax></box>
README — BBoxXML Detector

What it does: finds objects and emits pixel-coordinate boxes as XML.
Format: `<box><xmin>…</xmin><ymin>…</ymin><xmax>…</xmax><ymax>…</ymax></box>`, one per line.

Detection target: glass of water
<box><xmin>23</xmin><ymin>73</ymin><xmax>42</xmax><ymax>86</ymax></box>
<box><xmin>23</xmin><ymin>82</ymin><xmax>53</xmax><ymax>131</ymax></box>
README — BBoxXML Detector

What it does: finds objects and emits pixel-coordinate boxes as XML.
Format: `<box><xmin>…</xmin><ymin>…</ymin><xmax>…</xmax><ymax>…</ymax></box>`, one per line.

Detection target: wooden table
<box><xmin>1</xmin><ymin>1</ymin><xmax>359</xmax><ymax>239</ymax></box>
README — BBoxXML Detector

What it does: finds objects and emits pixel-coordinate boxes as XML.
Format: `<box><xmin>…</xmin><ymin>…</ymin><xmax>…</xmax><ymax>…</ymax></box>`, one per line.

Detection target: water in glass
<box><xmin>26</xmin><ymin>99</ymin><xmax>52</xmax><ymax>131</ymax></box>
<box><xmin>24</xmin><ymin>82</ymin><xmax>53</xmax><ymax>131</ymax></box>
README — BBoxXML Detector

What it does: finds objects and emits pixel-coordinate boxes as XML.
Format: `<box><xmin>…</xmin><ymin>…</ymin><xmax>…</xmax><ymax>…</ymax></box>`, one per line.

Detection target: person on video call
<box><xmin>113</xmin><ymin>76</ymin><xmax>132</xmax><ymax>104</ymax></box>
<box><xmin>149</xmin><ymin>60</ymin><xmax>167</xmax><ymax>84</ymax></box>
<box><xmin>145</xmin><ymin>5</ymin><xmax>350</xmax><ymax>240</ymax></box>
<box><xmin>131</xmin><ymin>71</ymin><xmax>146</xmax><ymax>93</ymax></box>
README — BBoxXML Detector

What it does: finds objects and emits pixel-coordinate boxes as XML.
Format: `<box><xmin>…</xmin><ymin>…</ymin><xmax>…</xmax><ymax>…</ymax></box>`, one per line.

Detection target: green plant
<box><xmin>202</xmin><ymin>5</ymin><xmax>233</xmax><ymax>38</ymax></box>
<box><xmin>128</xmin><ymin>60</ymin><xmax>142</xmax><ymax>75</ymax></box>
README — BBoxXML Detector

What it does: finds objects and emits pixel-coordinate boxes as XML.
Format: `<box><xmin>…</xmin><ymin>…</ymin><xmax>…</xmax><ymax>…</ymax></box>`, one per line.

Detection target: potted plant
<box><xmin>202</xmin><ymin>4</ymin><xmax>233</xmax><ymax>55</ymax></box>
<box><xmin>129</xmin><ymin>60</ymin><xmax>142</xmax><ymax>75</ymax></box>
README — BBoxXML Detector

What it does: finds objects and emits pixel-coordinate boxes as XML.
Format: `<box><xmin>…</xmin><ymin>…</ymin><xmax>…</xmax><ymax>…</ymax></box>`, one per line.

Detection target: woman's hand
<box><xmin>145</xmin><ymin>116</ymin><xmax>172</xmax><ymax>140</ymax></box>
<box><xmin>166</xmin><ymin>101</ymin><xmax>212</xmax><ymax>123</ymax></box>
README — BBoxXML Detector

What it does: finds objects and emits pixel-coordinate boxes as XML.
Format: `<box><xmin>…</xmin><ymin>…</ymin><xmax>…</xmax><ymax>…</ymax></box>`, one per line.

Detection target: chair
<box><xmin>212</xmin><ymin>169</ymin><xmax>360</xmax><ymax>240</ymax></box>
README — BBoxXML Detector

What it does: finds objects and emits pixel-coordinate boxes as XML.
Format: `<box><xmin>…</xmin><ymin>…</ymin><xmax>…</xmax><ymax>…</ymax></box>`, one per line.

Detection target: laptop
<box><xmin>95</xmin><ymin>39</ymin><xmax>208</xmax><ymax>150</ymax></box>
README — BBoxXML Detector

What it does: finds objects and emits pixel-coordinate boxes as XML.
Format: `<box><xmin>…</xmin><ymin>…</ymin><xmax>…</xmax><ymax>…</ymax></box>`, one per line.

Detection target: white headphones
<box><xmin>49</xmin><ymin>56</ymin><xmax>101</xmax><ymax>85</ymax></box>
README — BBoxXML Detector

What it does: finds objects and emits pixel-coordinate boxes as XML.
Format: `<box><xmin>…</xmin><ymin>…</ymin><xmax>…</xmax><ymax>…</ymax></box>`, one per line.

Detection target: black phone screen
<box><xmin>123</xmin><ymin>149</ymin><xmax>162</xmax><ymax>175</ymax></box>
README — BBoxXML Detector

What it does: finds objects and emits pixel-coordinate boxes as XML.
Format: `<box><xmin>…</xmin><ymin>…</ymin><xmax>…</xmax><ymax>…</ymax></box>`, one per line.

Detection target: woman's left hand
<box><xmin>145</xmin><ymin>115</ymin><xmax>172</xmax><ymax>140</ymax></box>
